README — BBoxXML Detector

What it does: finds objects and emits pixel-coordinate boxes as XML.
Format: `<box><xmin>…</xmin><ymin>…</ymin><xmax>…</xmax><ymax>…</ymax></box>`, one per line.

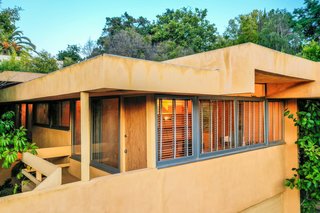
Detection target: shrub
<box><xmin>285</xmin><ymin>100</ymin><xmax>320</xmax><ymax>213</ymax></box>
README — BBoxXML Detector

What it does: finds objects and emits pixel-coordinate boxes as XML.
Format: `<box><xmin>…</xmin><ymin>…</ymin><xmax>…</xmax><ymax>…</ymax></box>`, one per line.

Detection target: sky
<box><xmin>2</xmin><ymin>0</ymin><xmax>305</xmax><ymax>56</ymax></box>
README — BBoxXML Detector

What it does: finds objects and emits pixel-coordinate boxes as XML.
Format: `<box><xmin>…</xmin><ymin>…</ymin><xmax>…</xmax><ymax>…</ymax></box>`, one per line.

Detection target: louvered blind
<box><xmin>200</xmin><ymin>100</ymin><xmax>234</xmax><ymax>153</ymax></box>
<box><xmin>238</xmin><ymin>101</ymin><xmax>265</xmax><ymax>146</ymax></box>
<box><xmin>157</xmin><ymin>98</ymin><xmax>192</xmax><ymax>161</ymax></box>
<box><xmin>268</xmin><ymin>101</ymin><xmax>284</xmax><ymax>143</ymax></box>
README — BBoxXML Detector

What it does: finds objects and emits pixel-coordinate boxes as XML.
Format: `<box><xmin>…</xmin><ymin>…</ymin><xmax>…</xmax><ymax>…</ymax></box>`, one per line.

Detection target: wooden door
<box><xmin>124</xmin><ymin>96</ymin><xmax>147</xmax><ymax>171</ymax></box>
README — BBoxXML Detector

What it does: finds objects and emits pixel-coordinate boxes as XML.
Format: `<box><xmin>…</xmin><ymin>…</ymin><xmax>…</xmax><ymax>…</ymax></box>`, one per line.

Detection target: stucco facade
<box><xmin>0</xmin><ymin>43</ymin><xmax>318</xmax><ymax>212</ymax></box>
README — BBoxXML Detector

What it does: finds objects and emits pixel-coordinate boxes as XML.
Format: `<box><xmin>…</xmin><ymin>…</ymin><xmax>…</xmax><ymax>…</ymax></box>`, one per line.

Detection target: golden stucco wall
<box><xmin>32</xmin><ymin>126</ymin><xmax>71</xmax><ymax>148</ymax></box>
<box><xmin>0</xmin><ymin>145</ymin><xmax>298</xmax><ymax>213</ymax></box>
<box><xmin>241</xmin><ymin>193</ymin><xmax>284</xmax><ymax>213</ymax></box>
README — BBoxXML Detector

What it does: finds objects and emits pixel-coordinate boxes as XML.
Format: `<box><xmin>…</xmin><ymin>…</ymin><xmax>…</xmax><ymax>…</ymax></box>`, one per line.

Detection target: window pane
<box><xmin>238</xmin><ymin>101</ymin><xmax>265</xmax><ymax>146</ymax></box>
<box><xmin>20</xmin><ymin>104</ymin><xmax>27</xmax><ymax>127</ymax></box>
<box><xmin>35</xmin><ymin>103</ymin><xmax>49</xmax><ymax>125</ymax></box>
<box><xmin>92</xmin><ymin>100</ymin><xmax>101</xmax><ymax>160</ymax></box>
<box><xmin>200</xmin><ymin>100</ymin><xmax>210</xmax><ymax>153</ymax></box>
<box><xmin>27</xmin><ymin>104</ymin><xmax>33</xmax><ymax>139</ymax></box>
<box><xmin>200</xmin><ymin>100</ymin><xmax>234</xmax><ymax>153</ymax></box>
<box><xmin>50</xmin><ymin>102</ymin><xmax>62</xmax><ymax>126</ymax></box>
<box><xmin>158</xmin><ymin>99</ymin><xmax>174</xmax><ymax>160</ymax></box>
<box><xmin>157</xmin><ymin>98</ymin><xmax>192</xmax><ymax>162</ymax></box>
<box><xmin>50</xmin><ymin>101</ymin><xmax>70</xmax><ymax>128</ymax></box>
<box><xmin>92</xmin><ymin>98</ymin><xmax>119</xmax><ymax>169</ymax></box>
<box><xmin>101</xmin><ymin>98</ymin><xmax>119</xmax><ymax>168</ymax></box>
<box><xmin>61</xmin><ymin>101</ymin><xmax>70</xmax><ymax>127</ymax></box>
<box><xmin>73</xmin><ymin>100</ymin><xmax>81</xmax><ymax>155</ymax></box>
<box><xmin>268</xmin><ymin>102</ymin><xmax>284</xmax><ymax>143</ymax></box>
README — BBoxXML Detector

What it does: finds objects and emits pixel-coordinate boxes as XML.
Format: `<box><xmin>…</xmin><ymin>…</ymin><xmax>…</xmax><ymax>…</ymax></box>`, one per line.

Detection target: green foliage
<box><xmin>294</xmin><ymin>0</ymin><xmax>320</xmax><ymax>42</ymax></box>
<box><xmin>0</xmin><ymin>111</ymin><xmax>38</xmax><ymax>169</ymax></box>
<box><xmin>223</xmin><ymin>9</ymin><xmax>303</xmax><ymax>54</ymax></box>
<box><xmin>0</xmin><ymin>4</ymin><xmax>35</xmax><ymax>56</ymax></box>
<box><xmin>102</xmin><ymin>12</ymin><xmax>151</xmax><ymax>37</ymax></box>
<box><xmin>95</xmin><ymin>7</ymin><xmax>217</xmax><ymax>60</ymax></box>
<box><xmin>29</xmin><ymin>51</ymin><xmax>58</xmax><ymax>72</ymax></box>
<box><xmin>0</xmin><ymin>51</ymin><xmax>58</xmax><ymax>73</ymax></box>
<box><xmin>285</xmin><ymin>100</ymin><xmax>320</xmax><ymax>213</ymax></box>
<box><xmin>99</xmin><ymin>29</ymin><xmax>152</xmax><ymax>59</ymax></box>
<box><xmin>0</xmin><ymin>28</ymin><xmax>36</xmax><ymax>55</ymax></box>
<box><xmin>0</xmin><ymin>3</ymin><xmax>21</xmax><ymax>34</ymax></box>
<box><xmin>301</xmin><ymin>41</ymin><xmax>320</xmax><ymax>62</ymax></box>
<box><xmin>151</xmin><ymin>7</ymin><xmax>217</xmax><ymax>53</ymax></box>
<box><xmin>57</xmin><ymin>44</ymin><xmax>82</xmax><ymax>67</ymax></box>
<box><xmin>259</xmin><ymin>9</ymin><xmax>302</xmax><ymax>54</ymax></box>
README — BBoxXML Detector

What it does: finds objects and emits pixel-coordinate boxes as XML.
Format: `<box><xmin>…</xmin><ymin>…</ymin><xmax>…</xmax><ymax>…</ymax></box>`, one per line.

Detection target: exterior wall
<box><xmin>165</xmin><ymin>43</ymin><xmax>316</xmax><ymax>96</ymax></box>
<box><xmin>0</xmin><ymin>145</ymin><xmax>297</xmax><ymax>213</ymax></box>
<box><xmin>32</xmin><ymin>126</ymin><xmax>71</xmax><ymax>148</ymax></box>
<box><xmin>283</xmin><ymin>100</ymin><xmax>300</xmax><ymax>212</ymax></box>
<box><xmin>241</xmin><ymin>193</ymin><xmax>284</xmax><ymax>213</ymax></box>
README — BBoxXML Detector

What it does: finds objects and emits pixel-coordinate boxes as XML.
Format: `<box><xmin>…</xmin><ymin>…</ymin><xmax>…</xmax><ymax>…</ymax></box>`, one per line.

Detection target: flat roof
<box><xmin>0</xmin><ymin>43</ymin><xmax>319</xmax><ymax>103</ymax></box>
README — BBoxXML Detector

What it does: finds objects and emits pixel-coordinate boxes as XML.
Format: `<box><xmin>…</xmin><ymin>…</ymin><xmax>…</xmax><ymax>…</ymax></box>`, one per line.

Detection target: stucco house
<box><xmin>0</xmin><ymin>43</ymin><xmax>319</xmax><ymax>212</ymax></box>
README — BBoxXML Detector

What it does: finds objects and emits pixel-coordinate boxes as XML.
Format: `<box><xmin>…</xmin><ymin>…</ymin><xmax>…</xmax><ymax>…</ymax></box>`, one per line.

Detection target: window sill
<box><xmin>90</xmin><ymin>161</ymin><xmax>120</xmax><ymax>174</ymax></box>
<box><xmin>157</xmin><ymin>142</ymin><xmax>285</xmax><ymax>169</ymax></box>
<box><xmin>71</xmin><ymin>154</ymin><xmax>81</xmax><ymax>162</ymax></box>
<box><xmin>71</xmin><ymin>155</ymin><xmax>120</xmax><ymax>174</ymax></box>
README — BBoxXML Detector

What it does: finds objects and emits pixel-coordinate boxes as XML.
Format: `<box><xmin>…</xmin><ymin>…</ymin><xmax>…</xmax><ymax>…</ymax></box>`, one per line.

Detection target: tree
<box><xmin>101</xmin><ymin>12</ymin><xmax>151</xmax><ymax>37</ymax></box>
<box><xmin>294</xmin><ymin>0</ymin><xmax>320</xmax><ymax>42</ymax></box>
<box><xmin>0</xmin><ymin>2</ymin><xmax>21</xmax><ymax>35</ymax></box>
<box><xmin>57</xmin><ymin>45</ymin><xmax>82</xmax><ymax>67</ymax></box>
<box><xmin>223</xmin><ymin>9</ymin><xmax>303</xmax><ymax>54</ymax></box>
<box><xmin>0</xmin><ymin>51</ymin><xmax>58</xmax><ymax>73</ymax></box>
<box><xmin>223</xmin><ymin>10</ymin><xmax>265</xmax><ymax>44</ymax></box>
<box><xmin>0</xmin><ymin>28</ymin><xmax>36</xmax><ymax>55</ymax></box>
<box><xmin>100</xmin><ymin>29</ymin><xmax>152</xmax><ymax>59</ymax></box>
<box><xmin>28</xmin><ymin>51</ymin><xmax>58</xmax><ymax>73</ymax></box>
<box><xmin>151</xmin><ymin>7</ymin><xmax>218</xmax><ymax>53</ymax></box>
<box><xmin>259</xmin><ymin>9</ymin><xmax>303</xmax><ymax>54</ymax></box>
<box><xmin>300</xmin><ymin>41</ymin><xmax>320</xmax><ymax>61</ymax></box>
<box><xmin>152</xmin><ymin>40</ymin><xmax>194</xmax><ymax>61</ymax></box>
<box><xmin>81</xmin><ymin>38</ymin><xmax>97</xmax><ymax>59</ymax></box>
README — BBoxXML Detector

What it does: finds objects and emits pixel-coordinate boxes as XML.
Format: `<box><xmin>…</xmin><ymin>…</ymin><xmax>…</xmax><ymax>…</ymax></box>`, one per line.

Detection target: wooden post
<box><xmin>36</xmin><ymin>171</ymin><xmax>42</xmax><ymax>182</ymax></box>
<box><xmin>80</xmin><ymin>92</ymin><xmax>90</xmax><ymax>181</ymax></box>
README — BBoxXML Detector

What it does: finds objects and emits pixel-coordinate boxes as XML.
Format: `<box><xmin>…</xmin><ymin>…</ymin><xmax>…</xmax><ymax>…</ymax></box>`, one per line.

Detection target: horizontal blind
<box><xmin>268</xmin><ymin>101</ymin><xmax>284</xmax><ymax>143</ymax></box>
<box><xmin>238</xmin><ymin>101</ymin><xmax>265</xmax><ymax>147</ymax></box>
<box><xmin>200</xmin><ymin>100</ymin><xmax>234</xmax><ymax>153</ymax></box>
<box><xmin>157</xmin><ymin>98</ymin><xmax>192</xmax><ymax>161</ymax></box>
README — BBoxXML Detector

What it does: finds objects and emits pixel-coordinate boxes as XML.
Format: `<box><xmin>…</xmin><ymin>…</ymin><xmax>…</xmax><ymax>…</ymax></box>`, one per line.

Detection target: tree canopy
<box><xmin>92</xmin><ymin>7</ymin><xmax>217</xmax><ymax>61</ymax></box>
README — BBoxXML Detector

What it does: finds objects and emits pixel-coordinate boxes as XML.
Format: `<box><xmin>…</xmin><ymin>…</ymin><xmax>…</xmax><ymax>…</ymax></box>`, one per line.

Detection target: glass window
<box><xmin>238</xmin><ymin>101</ymin><xmax>265</xmax><ymax>146</ymax></box>
<box><xmin>200</xmin><ymin>100</ymin><xmax>235</xmax><ymax>153</ymax></box>
<box><xmin>91</xmin><ymin>98</ymin><xmax>120</xmax><ymax>170</ymax></box>
<box><xmin>50</xmin><ymin>101</ymin><xmax>70</xmax><ymax>128</ymax></box>
<box><xmin>34</xmin><ymin>101</ymin><xmax>70</xmax><ymax>128</ymax></box>
<box><xmin>157</xmin><ymin>98</ymin><xmax>193</xmax><ymax>162</ymax></box>
<box><xmin>34</xmin><ymin>103</ymin><xmax>49</xmax><ymax>125</ymax></box>
<box><xmin>268</xmin><ymin>101</ymin><xmax>284</xmax><ymax>143</ymax></box>
<box><xmin>72</xmin><ymin>100</ymin><xmax>81</xmax><ymax>156</ymax></box>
